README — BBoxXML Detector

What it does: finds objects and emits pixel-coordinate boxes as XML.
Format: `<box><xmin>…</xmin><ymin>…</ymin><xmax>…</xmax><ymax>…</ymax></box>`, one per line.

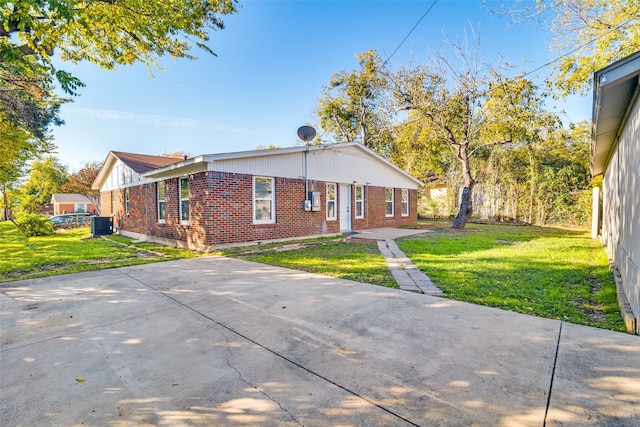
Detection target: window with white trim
<box><xmin>179</xmin><ymin>177</ymin><xmax>190</xmax><ymax>224</ymax></box>
<box><xmin>125</xmin><ymin>188</ymin><xmax>130</xmax><ymax>215</ymax></box>
<box><xmin>157</xmin><ymin>182</ymin><xmax>166</xmax><ymax>222</ymax></box>
<box><xmin>401</xmin><ymin>189</ymin><xmax>409</xmax><ymax>216</ymax></box>
<box><xmin>326</xmin><ymin>183</ymin><xmax>336</xmax><ymax>220</ymax></box>
<box><xmin>355</xmin><ymin>185</ymin><xmax>364</xmax><ymax>219</ymax></box>
<box><xmin>253</xmin><ymin>176</ymin><xmax>275</xmax><ymax>224</ymax></box>
<box><xmin>385</xmin><ymin>188</ymin><xmax>394</xmax><ymax>217</ymax></box>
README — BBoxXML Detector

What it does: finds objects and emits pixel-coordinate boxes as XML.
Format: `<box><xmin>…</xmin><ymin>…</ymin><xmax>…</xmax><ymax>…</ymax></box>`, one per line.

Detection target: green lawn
<box><xmin>2</xmin><ymin>219</ymin><xmax>625</xmax><ymax>332</ymax></box>
<box><xmin>228</xmin><ymin>221</ymin><xmax>625</xmax><ymax>332</ymax></box>
<box><xmin>231</xmin><ymin>241</ymin><xmax>397</xmax><ymax>288</ymax></box>
<box><xmin>0</xmin><ymin>221</ymin><xmax>198</xmax><ymax>282</ymax></box>
<box><xmin>397</xmin><ymin>223</ymin><xmax>625</xmax><ymax>331</ymax></box>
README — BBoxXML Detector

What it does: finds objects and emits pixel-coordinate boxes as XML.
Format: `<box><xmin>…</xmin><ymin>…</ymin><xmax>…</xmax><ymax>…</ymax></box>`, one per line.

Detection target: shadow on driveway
<box><xmin>2</xmin><ymin>256</ymin><xmax>639</xmax><ymax>426</ymax></box>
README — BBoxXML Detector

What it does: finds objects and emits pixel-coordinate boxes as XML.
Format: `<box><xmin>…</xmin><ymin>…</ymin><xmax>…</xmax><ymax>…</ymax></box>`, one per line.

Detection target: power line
<box><xmin>381</xmin><ymin>0</ymin><xmax>439</xmax><ymax>70</ymax></box>
<box><xmin>520</xmin><ymin>14</ymin><xmax>640</xmax><ymax>79</ymax></box>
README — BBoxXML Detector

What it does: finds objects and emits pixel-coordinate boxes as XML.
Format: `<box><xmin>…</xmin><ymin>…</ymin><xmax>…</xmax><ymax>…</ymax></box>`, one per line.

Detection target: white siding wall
<box><xmin>211</xmin><ymin>145</ymin><xmax>420</xmax><ymax>189</ymax></box>
<box><xmin>212</xmin><ymin>151</ymin><xmax>303</xmax><ymax>180</ymax></box>
<box><xmin>99</xmin><ymin>160</ymin><xmax>144</xmax><ymax>191</ymax></box>
<box><xmin>603</xmin><ymin>94</ymin><xmax>640</xmax><ymax>333</ymax></box>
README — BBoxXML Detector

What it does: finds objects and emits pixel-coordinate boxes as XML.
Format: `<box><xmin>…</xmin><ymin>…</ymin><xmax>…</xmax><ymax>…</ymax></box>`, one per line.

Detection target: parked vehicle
<box><xmin>50</xmin><ymin>213</ymin><xmax>93</xmax><ymax>228</ymax></box>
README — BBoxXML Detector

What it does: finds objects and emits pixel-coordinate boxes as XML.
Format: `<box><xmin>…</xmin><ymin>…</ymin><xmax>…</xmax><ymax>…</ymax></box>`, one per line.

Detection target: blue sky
<box><xmin>51</xmin><ymin>0</ymin><xmax>592</xmax><ymax>172</ymax></box>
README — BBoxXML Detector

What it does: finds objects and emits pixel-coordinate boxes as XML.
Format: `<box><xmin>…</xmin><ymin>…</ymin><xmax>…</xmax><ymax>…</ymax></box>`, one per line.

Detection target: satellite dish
<box><xmin>297</xmin><ymin>125</ymin><xmax>316</xmax><ymax>142</ymax></box>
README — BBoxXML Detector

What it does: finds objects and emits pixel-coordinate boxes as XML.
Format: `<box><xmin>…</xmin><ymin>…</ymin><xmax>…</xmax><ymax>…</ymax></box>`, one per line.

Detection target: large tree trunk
<box><xmin>453</xmin><ymin>185</ymin><xmax>474</xmax><ymax>229</ymax></box>
<box><xmin>452</xmin><ymin>147</ymin><xmax>475</xmax><ymax>229</ymax></box>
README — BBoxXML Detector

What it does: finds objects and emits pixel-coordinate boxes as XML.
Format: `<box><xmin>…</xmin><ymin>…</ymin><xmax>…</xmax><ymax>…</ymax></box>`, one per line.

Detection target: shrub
<box><xmin>14</xmin><ymin>213</ymin><xmax>54</xmax><ymax>237</ymax></box>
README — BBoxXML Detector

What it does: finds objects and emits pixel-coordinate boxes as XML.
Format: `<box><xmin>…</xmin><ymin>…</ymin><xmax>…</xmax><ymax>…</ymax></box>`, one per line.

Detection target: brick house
<box><xmin>92</xmin><ymin>143</ymin><xmax>423</xmax><ymax>251</ymax></box>
<box><xmin>50</xmin><ymin>193</ymin><xmax>98</xmax><ymax>215</ymax></box>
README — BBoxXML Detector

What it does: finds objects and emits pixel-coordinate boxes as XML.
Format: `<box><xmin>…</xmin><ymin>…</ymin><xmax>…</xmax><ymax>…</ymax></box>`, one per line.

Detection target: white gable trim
<box><xmin>140</xmin><ymin>142</ymin><xmax>423</xmax><ymax>189</ymax></box>
<box><xmin>96</xmin><ymin>159</ymin><xmax>145</xmax><ymax>191</ymax></box>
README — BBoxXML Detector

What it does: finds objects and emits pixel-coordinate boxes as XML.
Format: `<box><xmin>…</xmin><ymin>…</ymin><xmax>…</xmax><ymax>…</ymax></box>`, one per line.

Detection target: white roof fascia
<box><xmin>592</xmin><ymin>51</ymin><xmax>640</xmax><ymax>176</ymax></box>
<box><xmin>92</xmin><ymin>152</ymin><xmax>117</xmax><ymax>190</ymax></box>
<box><xmin>139</xmin><ymin>142</ymin><xmax>423</xmax><ymax>186</ymax></box>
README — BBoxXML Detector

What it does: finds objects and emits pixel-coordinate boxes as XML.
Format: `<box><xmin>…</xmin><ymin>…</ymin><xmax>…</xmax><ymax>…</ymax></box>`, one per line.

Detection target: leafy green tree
<box><xmin>2</xmin><ymin>0</ymin><xmax>237</xmax><ymax>86</ymax></box>
<box><xmin>391</xmin><ymin>38</ymin><xmax>556</xmax><ymax>229</ymax></box>
<box><xmin>17</xmin><ymin>157</ymin><xmax>69</xmax><ymax>213</ymax></box>
<box><xmin>1</xmin><ymin>0</ymin><xmax>237</xmax><ymax>163</ymax></box>
<box><xmin>60</xmin><ymin>162</ymin><xmax>102</xmax><ymax>214</ymax></box>
<box><xmin>0</xmin><ymin>118</ymin><xmax>55</xmax><ymax>219</ymax></box>
<box><xmin>475</xmin><ymin>121</ymin><xmax>591</xmax><ymax>226</ymax></box>
<box><xmin>316</xmin><ymin>50</ymin><xmax>393</xmax><ymax>153</ymax></box>
<box><xmin>499</xmin><ymin>0</ymin><xmax>640</xmax><ymax>96</ymax></box>
<box><xmin>529</xmin><ymin>122</ymin><xmax>591</xmax><ymax>226</ymax></box>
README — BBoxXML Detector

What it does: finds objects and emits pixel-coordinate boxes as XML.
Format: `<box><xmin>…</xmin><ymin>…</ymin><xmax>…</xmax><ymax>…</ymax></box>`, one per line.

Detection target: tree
<box><xmin>316</xmin><ymin>50</ymin><xmax>394</xmax><ymax>154</ymax></box>
<box><xmin>392</xmin><ymin>35</ymin><xmax>557</xmax><ymax>229</ymax></box>
<box><xmin>0</xmin><ymin>68</ymin><xmax>60</xmax><ymax>212</ymax></box>
<box><xmin>60</xmin><ymin>162</ymin><xmax>102</xmax><ymax>214</ymax></box>
<box><xmin>1</xmin><ymin>1</ymin><xmax>238</xmax><ymax>86</ymax></box>
<box><xmin>161</xmin><ymin>151</ymin><xmax>193</xmax><ymax>159</ymax></box>
<box><xmin>0</xmin><ymin>67</ymin><xmax>66</xmax><ymax>141</ymax></box>
<box><xmin>499</xmin><ymin>0</ymin><xmax>640</xmax><ymax>96</ymax></box>
<box><xmin>1</xmin><ymin>0</ymin><xmax>238</xmax><ymax>162</ymax></box>
<box><xmin>17</xmin><ymin>156</ymin><xmax>69</xmax><ymax>213</ymax></box>
<box><xmin>471</xmin><ymin>120</ymin><xmax>591</xmax><ymax>226</ymax></box>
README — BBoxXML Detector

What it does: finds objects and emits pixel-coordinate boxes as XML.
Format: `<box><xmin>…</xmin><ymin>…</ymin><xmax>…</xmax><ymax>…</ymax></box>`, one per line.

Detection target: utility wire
<box><xmin>381</xmin><ymin>0</ymin><xmax>439</xmax><ymax>70</ymax></box>
<box><xmin>520</xmin><ymin>14</ymin><xmax>639</xmax><ymax>79</ymax></box>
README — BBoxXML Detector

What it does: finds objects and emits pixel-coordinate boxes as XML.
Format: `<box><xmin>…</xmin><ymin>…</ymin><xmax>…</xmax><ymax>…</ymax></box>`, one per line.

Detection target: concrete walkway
<box><xmin>2</xmin><ymin>256</ymin><xmax>639</xmax><ymax>426</ymax></box>
<box><xmin>349</xmin><ymin>227</ymin><xmax>444</xmax><ymax>295</ymax></box>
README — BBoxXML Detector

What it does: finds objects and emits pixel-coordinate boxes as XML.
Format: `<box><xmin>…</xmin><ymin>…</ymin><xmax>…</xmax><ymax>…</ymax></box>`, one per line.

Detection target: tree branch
<box><xmin>469</xmin><ymin>137</ymin><xmax>512</xmax><ymax>158</ymax></box>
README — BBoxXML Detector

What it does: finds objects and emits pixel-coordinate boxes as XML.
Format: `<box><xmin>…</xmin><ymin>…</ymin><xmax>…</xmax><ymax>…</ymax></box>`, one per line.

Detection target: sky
<box><xmin>50</xmin><ymin>0</ymin><xmax>593</xmax><ymax>172</ymax></box>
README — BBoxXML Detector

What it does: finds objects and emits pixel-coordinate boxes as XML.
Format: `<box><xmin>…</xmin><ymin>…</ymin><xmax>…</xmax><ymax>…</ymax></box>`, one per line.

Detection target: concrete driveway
<box><xmin>1</xmin><ymin>256</ymin><xmax>639</xmax><ymax>426</ymax></box>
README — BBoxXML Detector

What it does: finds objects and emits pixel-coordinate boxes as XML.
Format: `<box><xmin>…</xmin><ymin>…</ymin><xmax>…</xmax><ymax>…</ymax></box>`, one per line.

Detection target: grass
<box><xmin>1</xmin><ymin>219</ymin><xmax>625</xmax><ymax>332</ymax></box>
<box><xmin>223</xmin><ymin>220</ymin><xmax>625</xmax><ymax>332</ymax></box>
<box><xmin>226</xmin><ymin>240</ymin><xmax>397</xmax><ymax>288</ymax></box>
<box><xmin>397</xmin><ymin>222</ymin><xmax>626</xmax><ymax>332</ymax></box>
<box><xmin>0</xmin><ymin>221</ymin><xmax>198</xmax><ymax>282</ymax></box>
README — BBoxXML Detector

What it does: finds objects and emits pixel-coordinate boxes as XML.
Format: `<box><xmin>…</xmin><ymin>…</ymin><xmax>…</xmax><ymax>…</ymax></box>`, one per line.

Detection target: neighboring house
<box><xmin>592</xmin><ymin>51</ymin><xmax>640</xmax><ymax>334</ymax></box>
<box><xmin>50</xmin><ymin>193</ymin><xmax>97</xmax><ymax>215</ymax></box>
<box><xmin>92</xmin><ymin>143</ymin><xmax>422</xmax><ymax>251</ymax></box>
<box><xmin>420</xmin><ymin>172</ymin><xmax>450</xmax><ymax>218</ymax></box>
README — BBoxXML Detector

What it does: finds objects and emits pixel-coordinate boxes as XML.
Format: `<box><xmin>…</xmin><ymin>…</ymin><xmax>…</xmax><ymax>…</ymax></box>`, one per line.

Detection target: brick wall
<box><xmin>108</xmin><ymin>171</ymin><xmax>417</xmax><ymax>250</ymax></box>
<box><xmin>352</xmin><ymin>186</ymin><xmax>417</xmax><ymax>230</ymax></box>
<box><xmin>197</xmin><ymin>173</ymin><xmax>340</xmax><ymax>246</ymax></box>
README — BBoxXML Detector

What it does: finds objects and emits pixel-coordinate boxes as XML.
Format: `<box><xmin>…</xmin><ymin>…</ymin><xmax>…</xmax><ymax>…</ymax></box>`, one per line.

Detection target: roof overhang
<box><xmin>591</xmin><ymin>51</ymin><xmax>640</xmax><ymax>176</ymax></box>
<box><xmin>141</xmin><ymin>142</ymin><xmax>424</xmax><ymax>187</ymax></box>
<box><xmin>92</xmin><ymin>152</ymin><xmax>118</xmax><ymax>190</ymax></box>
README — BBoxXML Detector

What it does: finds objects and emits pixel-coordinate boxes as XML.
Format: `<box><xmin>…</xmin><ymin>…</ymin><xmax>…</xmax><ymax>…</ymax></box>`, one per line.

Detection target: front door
<box><xmin>339</xmin><ymin>184</ymin><xmax>351</xmax><ymax>232</ymax></box>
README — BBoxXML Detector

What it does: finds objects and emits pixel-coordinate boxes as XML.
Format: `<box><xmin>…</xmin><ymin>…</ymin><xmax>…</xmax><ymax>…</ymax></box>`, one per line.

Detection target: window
<box><xmin>355</xmin><ymin>185</ymin><xmax>364</xmax><ymax>219</ymax></box>
<box><xmin>157</xmin><ymin>182</ymin><xmax>166</xmax><ymax>222</ymax></box>
<box><xmin>111</xmin><ymin>190</ymin><xmax>115</xmax><ymax>215</ymax></box>
<box><xmin>385</xmin><ymin>188</ymin><xmax>394</xmax><ymax>217</ymax></box>
<box><xmin>179</xmin><ymin>177</ymin><xmax>190</xmax><ymax>224</ymax></box>
<box><xmin>326</xmin><ymin>183</ymin><xmax>336</xmax><ymax>220</ymax></box>
<box><xmin>253</xmin><ymin>176</ymin><xmax>275</xmax><ymax>224</ymax></box>
<box><xmin>74</xmin><ymin>203</ymin><xmax>87</xmax><ymax>213</ymax></box>
<box><xmin>125</xmin><ymin>188</ymin><xmax>130</xmax><ymax>215</ymax></box>
<box><xmin>401</xmin><ymin>189</ymin><xmax>409</xmax><ymax>216</ymax></box>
